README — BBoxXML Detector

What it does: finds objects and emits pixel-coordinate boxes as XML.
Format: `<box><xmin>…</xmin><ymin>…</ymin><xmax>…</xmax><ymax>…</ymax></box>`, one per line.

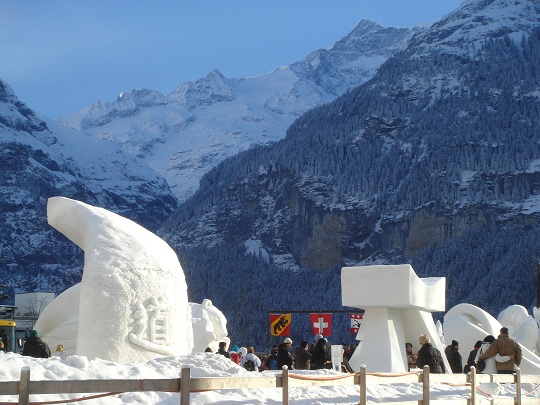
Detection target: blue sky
<box><xmin>1</xmin><ymin>1</ymin><xmax>463</xmax><ymax>119</ymax></box>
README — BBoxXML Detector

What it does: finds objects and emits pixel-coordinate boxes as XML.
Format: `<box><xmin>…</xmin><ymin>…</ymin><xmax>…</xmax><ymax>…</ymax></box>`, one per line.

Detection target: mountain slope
<box><xmin>59</xmin><ymin>20</ymin><xmax>413</xmax><ymax>202</ymax></box>
<box><xmin>0</xmin><ymin>79</ymin><xmax>177</xmax><ymax>297</ymax></box>
<box><xmin>159</xmin><ymin>0</ymin><xmax>540</xmax><ymax>345</ymax></box>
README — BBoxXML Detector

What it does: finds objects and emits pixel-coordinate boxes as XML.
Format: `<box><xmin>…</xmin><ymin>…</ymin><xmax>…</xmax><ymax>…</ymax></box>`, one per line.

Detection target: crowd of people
<box><xmin>6</xmin><ymin>326</ymin><xmax>523</xmax><ymax>376</ymax></box>
<box><xmin>407</xmin><ymin>327</ymin><xmax>522</xmax><ymax>374</ymax></box>
<box><xmin>213</xmin><ymin>334</ymin><xmax>356</xmax><ymax>372</ymax></box>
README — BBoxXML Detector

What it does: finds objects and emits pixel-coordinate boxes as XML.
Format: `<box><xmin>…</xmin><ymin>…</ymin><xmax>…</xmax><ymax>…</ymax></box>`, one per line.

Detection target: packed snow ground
<box><xmin>0</xmin><ymin>351</ymin><xmax>536</xmax><ymax>404</ymax></box>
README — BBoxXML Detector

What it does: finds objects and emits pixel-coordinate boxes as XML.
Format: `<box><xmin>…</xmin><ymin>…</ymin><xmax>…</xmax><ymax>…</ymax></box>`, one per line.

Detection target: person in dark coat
<box><xmin>265</xmin><ymin>347</ymin><xmax>280</xmax><ymax>370</ymax></box>
<box><xmin>464</xmin><ymin>340</ymin><xmax>483</xmax><ymax>373</ymax></box>
<box><xmin>416</xmin><ymin>334</ymin><xmax>445</xmax><ymax>373</ymax></box>
<box><xmin>217</xmin><ymin>341</ymin><xmax>230</xmax><ymax>358</ymax></box>
<box><xmin>21</xmin><ymin>330</ymin><xmax>51</xmax><ymax>358</ymax></box>
<box><xmin>295</xmin><ymin>340</ymin><xmax>312</xmax><ymax>370</ymax></box>
<box><xmin>445</xmin><ymin>340</ymin><xmax>463</xmax><ymax>373</ymax></box>
<box><xmin>277</xmin><ymin>337</ymin><xmax>294</xmax><ymax>369</ymax></box>
<box><xmin>311</xmin><ymin>334</ymin><xmax>331</xmax><ymax>370</ymax></box>
<box><xmin>0</xmin><ymin>328</ymin><xmax>11</xmax><ymax>352</ymax></box>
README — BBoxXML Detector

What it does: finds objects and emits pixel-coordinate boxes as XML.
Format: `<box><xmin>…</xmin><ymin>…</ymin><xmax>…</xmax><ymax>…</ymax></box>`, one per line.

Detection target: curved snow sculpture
<box><xmin>443</xmin><ymin>303</ymin><xmax>502</xmax><ymax>355</ymax></box>
<box><xmin>39</xmin><ymin>197</ymin><xmax>193</xmax><ymax>362</ymax></box>
<box><xmin>34</xmin><ymin>284</ymin><xmax>80</xmax><ymax>355</ymax></box>
<box><xmin>189</xmin><ymin>299</ymin><xmax>229</xmax><ymax>354</ymax></box>
<box><xmin>342</xmin><ymin>264</ymin><xmax>449</xmax><ymax>373</ymax></box>
<box><xmin>443</xmin><ymin>303</ymin><xmax>540</xmax><ymax>374</ymax></box>
<box><xmin>498</xmin><ymin>305</ymin><xmax>539</xmax><ymax>352</ymax></box>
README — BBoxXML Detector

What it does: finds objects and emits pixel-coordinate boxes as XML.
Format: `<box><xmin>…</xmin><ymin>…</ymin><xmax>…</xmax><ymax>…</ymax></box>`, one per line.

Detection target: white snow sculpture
<box><xmin>443</xmin><ymin>303</ymin><xmax>540</xmax><ymax>374</ymax></box>
<box><xmin>341</xmin><ymin>264</ymin><xmax>450</xmax><ymax>373</ymax></box>
<box><xmin>189</xmin><ymin>299</ymin><xmax>230</xmax><ymax>354</ymax></box>
<box><xmin>534</xmin><ymin>307</ymin><xmax>540</xmax><ymax>354</ymax></box>
<box><xmin>443</xmin><ymin>303</ymin><xmax>501</xmax><ymax>359</ymax></box>
<box><xmin>34</xmin><ymin>284</ymin><xmax>80</xmax><ymax>355</ymax></box>
<box><xmin>38</xmin><ymin>197</ymin><xmax>193</xmax><ymax>362</ymax></box>
<box><xmin>498</xmin><ymin>305</ymin><xmax>539</xmax><ymax>352</ymax></box>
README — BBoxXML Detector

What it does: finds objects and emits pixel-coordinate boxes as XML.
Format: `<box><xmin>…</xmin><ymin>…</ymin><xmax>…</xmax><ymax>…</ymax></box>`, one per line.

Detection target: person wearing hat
<box><xmin>21</xmin><ymin>330</ymin><xmax>51</xmax><ymax>358</ymax></box>
<box><xmin>277</xmin><ymin>337</ymin><xmax>294</xmax><ymax>369</ymax></box>
<box><xmin>445</xmin><ymin>339</ymin><xmax>462</xmax><ymax>373</ymax></box>
<box><xmin>406</xmin><ymin>343</ymin><xmax>418</xmax><ymax>371</ymax></box>
<box><xmin>311</xmin><ymin>333</ymin><xmax>331</xmax><ymax>370</ymax></box>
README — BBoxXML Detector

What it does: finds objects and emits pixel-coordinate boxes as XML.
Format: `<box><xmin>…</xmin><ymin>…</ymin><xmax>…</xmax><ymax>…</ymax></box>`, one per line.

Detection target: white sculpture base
<box><xmin>349</xmin><ymin>307</ymin><xmax>450</xmax><ymax>373</ymax></box>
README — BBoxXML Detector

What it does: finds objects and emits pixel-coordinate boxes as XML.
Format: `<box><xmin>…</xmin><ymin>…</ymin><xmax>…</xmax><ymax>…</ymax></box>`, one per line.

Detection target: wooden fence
<box><xmin>0</xmin><ymin>365</ymin><xmax>539</xmax><ymax>405</ymax></box>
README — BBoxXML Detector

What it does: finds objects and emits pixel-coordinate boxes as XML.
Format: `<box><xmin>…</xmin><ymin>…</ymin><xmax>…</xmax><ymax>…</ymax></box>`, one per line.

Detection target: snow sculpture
<box><xmin>342</xmin><ymin>264</ymin><xmax>450</xmax><ymax>373</ymax></box>
<box><xmin>34</xmin><ymin>284</ymin><xmax>80</xmax><ymax>354</ymax></box>
<box><xmin>443</xmin><ymin>303</ymin><xmax>501</xmax><ymax>359</ymax></box>
<box><xmin>443</xmin><ymin>303</ymin><xmax>540</xmax><ymax>374</ymax></box>
<box><xmin>40</xmin><ymin>197</ymin><xmax>193</xmax><ymax>362</ymax></box>
<box><xmin>498</xmin><ymin>305</ymin><xmax>539</xmax><ymax>352</ymax></box>
<box><xmin>189</xmin><ymin>299</ymin><xmax>230</xmax><ymax>354</ymax></box>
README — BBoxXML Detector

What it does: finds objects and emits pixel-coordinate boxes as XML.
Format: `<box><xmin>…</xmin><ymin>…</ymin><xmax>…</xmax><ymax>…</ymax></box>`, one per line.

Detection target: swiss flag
<box><xmin>350</xmin><ymin>313</ymin><xmax>363</xmax><ymax>334</ymax></box>
<box><xmin>309</xmin><ymin>313</ymin><xmax>332</xmax><ymax>336</ymax></box>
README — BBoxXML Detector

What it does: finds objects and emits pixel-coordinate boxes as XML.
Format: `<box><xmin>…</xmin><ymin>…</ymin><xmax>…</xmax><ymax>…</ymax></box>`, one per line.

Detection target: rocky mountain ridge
<box><xmin>161</xmin><ymin>0</ymin><xmax>540</xmax><ymax>323</ymax></box>
<box><xmin>0</xmin><ymin>79</ymin><xmax>177</xmax><ymax>297</ymax></box>
<box><xmin>59</xmin><ymin>20</ymin><xmax>414</xmax><ymax>202</ymax></box>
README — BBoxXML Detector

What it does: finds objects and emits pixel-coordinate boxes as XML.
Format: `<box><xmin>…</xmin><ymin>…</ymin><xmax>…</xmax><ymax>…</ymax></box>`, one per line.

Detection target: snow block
<box><xmin>342</xmin><ymin>264</ymin><xmax>445</xmax><ymax>311</ymax></box>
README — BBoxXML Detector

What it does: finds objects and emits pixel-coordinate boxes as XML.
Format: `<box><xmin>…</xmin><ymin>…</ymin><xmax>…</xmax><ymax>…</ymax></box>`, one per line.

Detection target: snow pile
<box><xmin>1</xmin><ymin>351</ymin><xmax>538</xmax><ymax>405</ymax></box>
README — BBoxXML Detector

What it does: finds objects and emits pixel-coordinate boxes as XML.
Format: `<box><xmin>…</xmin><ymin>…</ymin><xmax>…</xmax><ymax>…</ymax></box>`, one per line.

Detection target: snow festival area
<box><xmin>2</xmin><ymin>197</ymin><xmax>540</xmax><ymax>404</ymax></box>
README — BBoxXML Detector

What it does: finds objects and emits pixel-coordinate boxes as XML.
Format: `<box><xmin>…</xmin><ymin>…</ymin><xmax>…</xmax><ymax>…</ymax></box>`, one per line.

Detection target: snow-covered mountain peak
<box><xmin>408</xmin><ymin>0</ymin><xmax>540</xmax><ymax>56</ymax></box>
<box><xmin>167</xmin><ymin>69</ymin><xmax>237</xmax><ymax>110</ymax></box>
<box><xmin>59</xmin><ymin>21</ymin><xmax>413</xmax><ymax>202</ymax></box>
<box><xmin>117</xmin><ymin>88</ymin><xmax>167</xmax><ymax>107</ymax></box>
<box><xmin>336</xmin><ymin>19</ymin><xmax>414</xmax><ymax>55</ymax></box>
<box><xmin>0</xmin><ymin>78</ymin><xmax>49</xmax><ymax>135</ymax></box>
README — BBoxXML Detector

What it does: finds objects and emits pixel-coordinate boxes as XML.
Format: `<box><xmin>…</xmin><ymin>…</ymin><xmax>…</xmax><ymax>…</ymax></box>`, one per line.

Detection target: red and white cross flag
<box><xmin>309</xmin><ymin>313</ymin><xmax>332</xmax><ymax>336</ymax></box>
<box><xmin>350</xmin><ymin>313</ymin><xmax>363</xmax><ymax>334</ymax></box>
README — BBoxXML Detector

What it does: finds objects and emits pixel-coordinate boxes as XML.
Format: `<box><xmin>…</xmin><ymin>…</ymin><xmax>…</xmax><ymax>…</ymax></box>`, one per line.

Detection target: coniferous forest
<box><xmin>163</xmin><ymin>30</ymin><xmax>540</xmax><ymax>349</ymax></box>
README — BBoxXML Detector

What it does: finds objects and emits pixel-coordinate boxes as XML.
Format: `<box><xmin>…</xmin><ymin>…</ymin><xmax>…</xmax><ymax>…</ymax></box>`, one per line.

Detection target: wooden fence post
<box><xmin>282</xmin><ymin>366</ymin><xmax>289</xmax><ymax>405</ymax></box>
<box><xmin>180</xmin><ymin>366</ymin><xmax>191</xmax><ymax>405</ymax></box>
<box><xmin>359</xmin><ymin>365</ymin><xmax>367</xmax><ymax>405</ymax></box>
<box><xmin>515</xmin><ymin>368</ymin><xmax>521</xmax><ymax>405</ymax></box>
<box><xmin>422</xmin><ymin>365</ymin><xmax>430</xmax><ymax>405</ymax></box>
<box><xmin>469</xmin><ymin>366</ymin><xmax>476</xmax><ymax>405</ymax></box>
<box><xmin>19</xmin><ymin>366</ymin><xmax>30</xmax><ymax>405</ymax></box>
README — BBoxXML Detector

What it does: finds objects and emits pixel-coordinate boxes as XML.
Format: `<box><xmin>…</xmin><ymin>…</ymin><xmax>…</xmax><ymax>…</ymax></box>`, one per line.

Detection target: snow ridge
<box><xmin>59</xmin><ymin>20</ymin><xmax>414</xmax><ymax>202</ymax></box>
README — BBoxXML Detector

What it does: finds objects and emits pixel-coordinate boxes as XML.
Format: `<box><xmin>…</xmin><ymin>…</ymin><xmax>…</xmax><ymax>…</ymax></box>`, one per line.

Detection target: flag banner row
<box><xmin>269</xmin><ymin>313</ymin><xmax>363</xmax><ymax>336</ymax></box>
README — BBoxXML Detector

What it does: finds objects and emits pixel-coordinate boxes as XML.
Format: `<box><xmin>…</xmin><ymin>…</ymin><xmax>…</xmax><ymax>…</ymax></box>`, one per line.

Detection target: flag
<box><xmin>350</xmin><ymin>313</ymin><xmax>363</xmax><ymax>334</ymax></box>
<box><xmin>270</xmin><ymin>313</ymin><xmax>291</xmax><ymax>336</ymax></box>
<box><xmin>309</xmin><ymin>313</ymin><xmax>332</xmax><ymax>336</ymax></box>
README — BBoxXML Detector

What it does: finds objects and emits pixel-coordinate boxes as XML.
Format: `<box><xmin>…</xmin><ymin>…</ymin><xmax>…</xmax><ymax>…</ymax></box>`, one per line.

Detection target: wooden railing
<box><xmin>1</xmin><ymin>365</ymin><xmax>539</xmax><ymax>405</ymax></box>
